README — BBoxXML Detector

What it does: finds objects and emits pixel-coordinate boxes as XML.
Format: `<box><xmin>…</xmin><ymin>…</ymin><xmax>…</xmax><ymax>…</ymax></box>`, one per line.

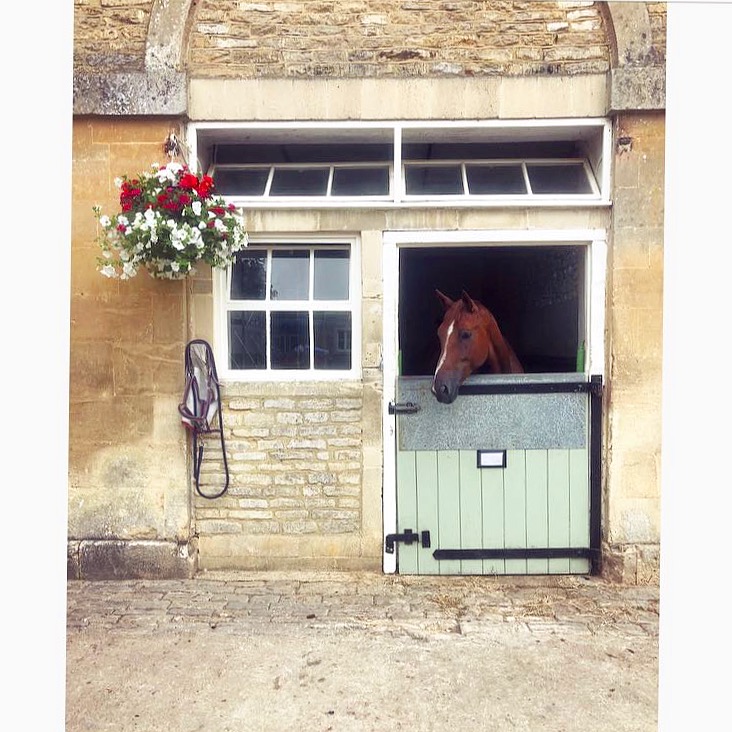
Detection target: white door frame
<box><xmin>381</xmin><ymin>229</ymin><xmax>607</xmax><ymax>573</ymax></box>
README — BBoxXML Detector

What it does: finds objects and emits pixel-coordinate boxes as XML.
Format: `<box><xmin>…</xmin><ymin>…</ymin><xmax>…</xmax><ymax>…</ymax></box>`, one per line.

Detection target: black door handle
<box><xmin>388</xmin><ymin>401</ymin><xmax>421</xmax><ymax>415</ymax></box>
<box><xmin>385</xmin><ymin>529</ymin><xmax>431</xmax><ymax>554</ymax></box>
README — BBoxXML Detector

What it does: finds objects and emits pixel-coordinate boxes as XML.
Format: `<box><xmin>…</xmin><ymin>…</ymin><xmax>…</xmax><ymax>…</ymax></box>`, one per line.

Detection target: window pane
<box><xmin>405</xmin><ymin>165</ymin><xmax>463</xmax><ymax>195</ymax></box>
<box><xmin>271</xmin><ymin>312</ymin><xmax>310</xmax><ymax>369</ymax></box>
<box><xmin>229</xmin><ymin>311</ymin><xmax>266</xmax><ymax>369</ymax></box>
<box><xmin>466</xmin><ymin>164</ymin><xmax>526</xmax><ymax>194</ymax></box>
<box><xmin>526</xmin><ymin>163</ymin><xmax>593</xmax><ymax>194</ymax></box>
<box><xmin>314</xmin><ymin>249</ymin><xmax>349</xmax><ymax>300</ymax></box>
<box><xmin>231</xmin><ymin>251</ymin><xmax>267</xmax><ymax>300</ymax></box>
<box><xmin>271</xmin><ymin>249</ymin><xmax>309</xmax><ymax>300</ymax></box>
<box><xmin>269</xmin><ymin>168</ymin><xmax>330</xmax><ymax>196</ymax></box>
<box><xmin>331</xmin><ymin>167</ymin><xmax>389</xmax><ymax>195</ymax></box>
<box><xmin>214</xmin><ymin>168</ymin><xmax>269</xmax><ymax>195</ymax></box>
<box><xmin>314</xmin><ymin>312</ymin><xmax>352</xmax><ymax>370</ymax></box>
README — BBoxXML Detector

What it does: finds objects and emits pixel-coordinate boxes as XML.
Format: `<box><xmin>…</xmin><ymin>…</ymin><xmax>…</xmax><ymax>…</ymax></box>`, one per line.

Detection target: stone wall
<box><xmin>603</xmin><ymin>110</ymin><xmax>665</xmax><ymax>584</ymax></box>
<box><xmin>74</xmin><ymin>0</ymin><xmax>153</xmax><ymax>72</ymax></box>
<box><xmin>68</xmin><ymin>116</ymin><xmax>195</xmax><ymax>578</ymax></box>
<box><xmin>73</xmin><ymin>1</ymin><xmax>622</xmax><ymax>76</ymax></box>
<box><xmin>188</xmin><ymin>0</ymin><xmax>611</xmax><ymax>77</ymax></box>
<box><xmin>194</xmin><ymin>382</ymin><xmax>376</xmax><ymax>570</ymax></box>
<box><xmin>646</xmin><ymin>3</ymin><xmax>667</xmax><ymax>62</ymax></box>
<box><xmin>199</xmin><ymin>384</ymin><xmax>363</xmax><ymax>534</ymax></box>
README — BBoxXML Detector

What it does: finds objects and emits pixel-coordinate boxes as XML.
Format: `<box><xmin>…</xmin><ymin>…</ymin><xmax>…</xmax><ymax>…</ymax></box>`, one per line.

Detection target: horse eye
<box><xmin>459</xmin><ymin>330</ymin><xmax>472</xmax><ymax>340</ymax></box>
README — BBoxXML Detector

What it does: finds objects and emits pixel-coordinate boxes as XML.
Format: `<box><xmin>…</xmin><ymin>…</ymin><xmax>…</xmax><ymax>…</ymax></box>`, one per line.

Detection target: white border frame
<box><xmin>188</xmin><ymin>118</ymin><xmax>613</xmax><ymax>208</ymax></box>
<box><xmin>213</xmin><ymin>234</ymin><xmax>362</xmax><ymax>383</ymax></box>
<box><xmin>381</xmin><ymin>228</ymin><xmax>607</xmax><ymax>573</ymax></box>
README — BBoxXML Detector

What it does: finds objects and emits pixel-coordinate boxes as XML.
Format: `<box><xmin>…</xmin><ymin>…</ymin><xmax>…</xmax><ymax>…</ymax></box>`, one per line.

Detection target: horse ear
<box><xmin>461</xmin><ymin>290</ymin><xmax>477</xmax><ymax>313</ymax></box>
<box><xmin>435</xmin><ymin>289</ymin><xmax>454</xmax><ymax>311</ymax></box>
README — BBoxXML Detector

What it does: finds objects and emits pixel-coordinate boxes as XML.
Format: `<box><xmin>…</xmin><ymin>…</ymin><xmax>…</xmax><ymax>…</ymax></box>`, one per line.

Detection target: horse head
<box><xmin>431</xmin><ymin>289</ymin><xmax>523</xmax><ymax>404</ymax></box>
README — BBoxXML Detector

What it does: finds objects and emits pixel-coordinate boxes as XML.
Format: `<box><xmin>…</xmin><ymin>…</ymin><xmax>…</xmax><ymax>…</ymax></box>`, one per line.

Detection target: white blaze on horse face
<box><xmin>434</xmin><ymin>318</ymin><xmax>455</xmax><ymax>378</ymax></box>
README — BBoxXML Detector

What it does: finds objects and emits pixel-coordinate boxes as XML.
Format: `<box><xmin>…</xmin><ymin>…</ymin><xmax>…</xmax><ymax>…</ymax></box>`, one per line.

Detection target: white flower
<box><xmin>99</xmin><ymin>215</ymin><xmax>111</xmax><ymax>228</ymax></box>
<box><xmin>100</xmin><ymin>264</ymin><xmax>117</xmax><ymax>278</ymax></box>
<box><xmin>171</xmin><ymin>261</ymin><xmax>180</xmax><ymax>272</ymax></box>
<box><xmin>191</xmin><ymin>201</ymin><xmax>202</xmax><ymax>216</ymax></box>
<box><xmin>118</xmin><ymin>215</ymin><xmax>129</xmax><ymax>227</ymax></box>
<box><xmin>171</xmin><ymin>228</ymin><xmax>187</xmax><ymax>250</ymax></box>
<box><xmin>122</xmin><ymin>261</ymin><xmax>137</xmax><ymax>278</ymax></box>
<box><xmin>156</xmin><ymin>162</ymin><xmax>183</xmax><ymax>184</ymax></box>
<box><xmin>198</xmin><ymin>221</ymin><xmax>207</xmax><ymax>230</ymax></box>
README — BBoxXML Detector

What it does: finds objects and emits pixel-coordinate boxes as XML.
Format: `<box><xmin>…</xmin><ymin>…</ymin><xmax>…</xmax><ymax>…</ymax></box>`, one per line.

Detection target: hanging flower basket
<box><xmin>93</xmin><ymin>162</ymin><xmax>248</xmax><ymax>280</ymax></box>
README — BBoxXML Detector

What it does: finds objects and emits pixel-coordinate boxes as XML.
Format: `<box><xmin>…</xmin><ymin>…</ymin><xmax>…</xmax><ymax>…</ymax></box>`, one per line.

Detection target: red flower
<box><xmin>119</xmin><ymin>179</ymin><xmax>142</xmax><ymax>211</ymax></box>
<box><xmin>179</xmin><ymin>193</ymin><xmax>191</xmax><ymax>206</ymax></box>
<box><xmin>179</xmin><ymin>173</ymin><xmax>200</xmax><ymax>190</ymax></box>
<box><xmin>196</xmin><ymin>175</ymin><xmax>215</xmax><ymax>198</ymax></box>
<box><xmin>210</xmin><ymin>206</ymin><xmax>225</xmax><ymax>216</ymax></box>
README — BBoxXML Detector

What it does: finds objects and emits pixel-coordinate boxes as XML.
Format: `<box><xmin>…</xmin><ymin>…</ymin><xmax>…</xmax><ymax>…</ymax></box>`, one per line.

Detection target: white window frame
<box><xmin>211</xmin><ymin>162</ymin><xmax>394</xmax><ymax>202</ymax></box>
<box><xmin>213</xmin><ymin>235</ymin><xmax>362</xmax><ymax>382</ymax></box>
<box><xmin>401</xmin><ymin>158</ymin><xmax>600</xmax><ymax>200</ymax></box>
<box><xmin>189</xmin><ymin>118</ymin><xmax>613</xmax><ymax>209</ymax></box>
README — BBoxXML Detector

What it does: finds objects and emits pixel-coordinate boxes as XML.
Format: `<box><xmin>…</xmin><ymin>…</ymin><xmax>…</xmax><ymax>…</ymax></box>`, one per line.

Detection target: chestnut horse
<box><xmin>431</xmin><ymin>290</ymin><xmax>523</xmax><ymax>404</ymax></box>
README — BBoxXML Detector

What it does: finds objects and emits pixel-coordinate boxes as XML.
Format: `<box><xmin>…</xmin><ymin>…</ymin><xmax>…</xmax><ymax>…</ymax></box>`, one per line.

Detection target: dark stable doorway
<box><xmin>399</xmin><ymin>246</ymin><xmax>584</xmax><ymax>377</ymax></box>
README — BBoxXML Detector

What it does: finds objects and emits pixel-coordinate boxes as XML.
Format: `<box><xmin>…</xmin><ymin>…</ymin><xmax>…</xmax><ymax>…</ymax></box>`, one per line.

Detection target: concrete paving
<box><xmin>66</xmin><ymin>571</ymin><xmax>659</xmax><ymax>731</ymax></box>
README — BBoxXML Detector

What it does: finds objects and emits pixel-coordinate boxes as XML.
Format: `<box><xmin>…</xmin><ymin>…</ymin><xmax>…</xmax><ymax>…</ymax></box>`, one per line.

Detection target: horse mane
<box><xmin>469</xmin><ymin>296</ymin><xmax>523</xmax><ymax>374</ymax></box>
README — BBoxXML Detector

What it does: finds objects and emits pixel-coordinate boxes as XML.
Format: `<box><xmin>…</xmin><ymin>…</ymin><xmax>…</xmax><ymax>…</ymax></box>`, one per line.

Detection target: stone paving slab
<box><xmin>66</xmin><ymin>570</ymin><xmax>659</xmax><ymax>637</ymax></box>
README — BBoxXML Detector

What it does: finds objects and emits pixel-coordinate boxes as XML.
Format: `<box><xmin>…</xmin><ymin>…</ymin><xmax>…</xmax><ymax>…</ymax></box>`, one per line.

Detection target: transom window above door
<box><xmin>192</xmin><ymin>119</ymin><xmax>611</xmax><ymax>206</ymax></box>
<box><xmin>214</xmin><ymin>238</ymin><xmax>361</xmax><ymax>380</ymax></box>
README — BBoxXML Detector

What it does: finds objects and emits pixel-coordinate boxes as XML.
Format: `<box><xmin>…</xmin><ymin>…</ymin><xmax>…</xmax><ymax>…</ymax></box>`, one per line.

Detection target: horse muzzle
<box><xmin>431</xmin><ymin>374</ymin><xmax>460</xmax><ymax>404</ymax></box>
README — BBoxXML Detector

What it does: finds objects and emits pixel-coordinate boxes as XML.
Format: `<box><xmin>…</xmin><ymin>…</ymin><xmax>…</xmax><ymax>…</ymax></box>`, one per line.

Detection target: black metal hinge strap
<box><xmin>433</xmin><ymin>547</ymin><xmax>597</xmax><ymax>561</ymax></box>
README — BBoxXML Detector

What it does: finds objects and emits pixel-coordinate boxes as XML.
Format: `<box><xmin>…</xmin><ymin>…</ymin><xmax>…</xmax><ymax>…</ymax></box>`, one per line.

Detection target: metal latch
<box><xmin>385</xmin><ymin>529</ymin><xmax>431</xmax><ymax>554</ymax></box>
<box><xmin>388</xmin><ymin>401</ymin><xmax>421</xmax><ymax>415</ymax></box>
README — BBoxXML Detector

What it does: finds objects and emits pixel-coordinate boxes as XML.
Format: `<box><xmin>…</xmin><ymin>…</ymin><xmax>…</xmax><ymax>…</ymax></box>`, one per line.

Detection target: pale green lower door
<box><xmin>393</xmin><ymin>375</ymin><xmax>595</xmax><ymax>575</ymax></box>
